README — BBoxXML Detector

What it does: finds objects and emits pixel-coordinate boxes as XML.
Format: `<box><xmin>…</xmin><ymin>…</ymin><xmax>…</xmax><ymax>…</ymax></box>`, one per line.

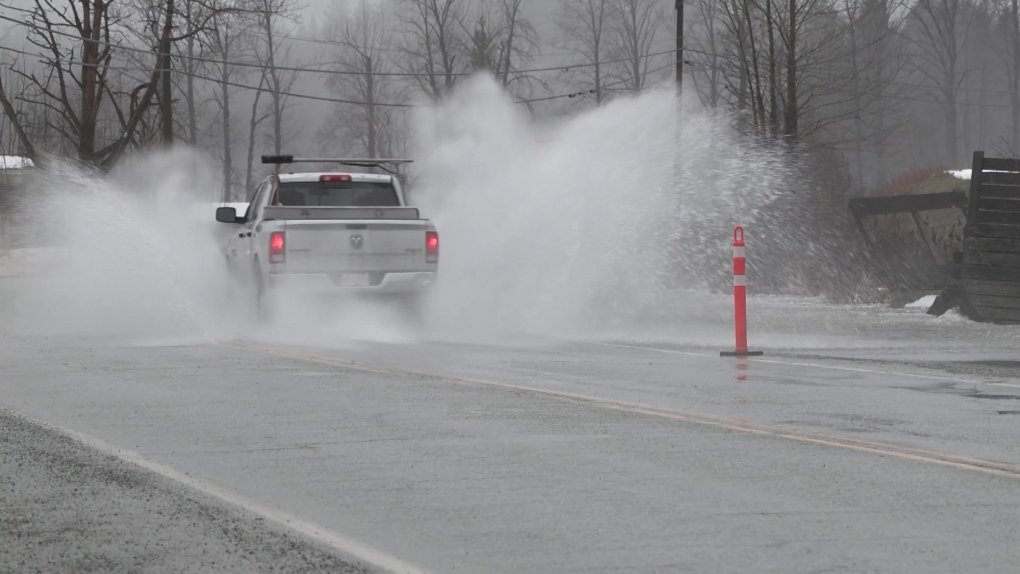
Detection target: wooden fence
<box><xmin>960</xmin><ymin>152</ymin><xmax>1020</xmax><ymax>323</ymax></box>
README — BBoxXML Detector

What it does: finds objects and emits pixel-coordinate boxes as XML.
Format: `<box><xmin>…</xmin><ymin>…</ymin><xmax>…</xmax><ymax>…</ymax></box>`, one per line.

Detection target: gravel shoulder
<box><xmin>0</xmin><ymin>409</ymin><xmax>374</xmax><ymax>574</ymax></box>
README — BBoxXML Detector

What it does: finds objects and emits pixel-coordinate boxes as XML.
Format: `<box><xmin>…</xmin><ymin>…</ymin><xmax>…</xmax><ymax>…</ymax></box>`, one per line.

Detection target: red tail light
<box><xmin>426</xmin><ymin>231</ymin><xmax>439</xmax><ymax>263</ymax></box>
<box><xmin>320</xmin><ymin>174</ymin><xmax>353</xmax><ymax>182</ymax></box>
<box><xmin>269</xmin><ymin>231</ymin><xmax>285</xmax><ymax>263</ymax></box>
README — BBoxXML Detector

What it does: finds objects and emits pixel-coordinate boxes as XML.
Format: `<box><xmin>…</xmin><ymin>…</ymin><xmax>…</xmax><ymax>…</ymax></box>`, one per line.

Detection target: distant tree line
<box><xmin>0</xmin><ymin>0</ymin><xmax>677</xmax><ymax>200</ymax></box>
<box><xmin>7</xmin><ymin>0</ymin><xmax>1019</xmax><ymax>198</ymax></box>
<box><xmin>688</xmin><ymin>0</ymin><xmax>1020</xmax><ymax>188</ymax></box>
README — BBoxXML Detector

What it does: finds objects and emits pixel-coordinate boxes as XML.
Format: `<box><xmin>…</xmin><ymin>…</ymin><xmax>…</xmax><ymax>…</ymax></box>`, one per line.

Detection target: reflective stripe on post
<box><xmin>721</xmin><ymin>225</ymin><xmax>763</xmax><ymax>357</ymax></box>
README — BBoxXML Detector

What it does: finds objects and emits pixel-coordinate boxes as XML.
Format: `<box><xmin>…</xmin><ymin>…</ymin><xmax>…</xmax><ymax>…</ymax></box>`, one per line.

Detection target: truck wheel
<box><xmin>254</xmin><ymin>261</ymin><xmax>273</xmax><ymax>323</ymax></box>
<box><xmin>225</xmin><ymin>257</ymin><xmax>236</xmax><ymax>299</ymax></box>
<box><xmin>398</xmin><ymin>293</ymin><xmax>427</xmax><ymax>329</ymax></box>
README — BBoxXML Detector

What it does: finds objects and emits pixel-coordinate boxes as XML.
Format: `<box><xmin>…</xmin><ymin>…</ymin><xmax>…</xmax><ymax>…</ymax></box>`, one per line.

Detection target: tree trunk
<box><xmin>245</xmin><ymin>81</ymin><xmax>265</xmax><ymax>195</ymax></box>
<box><xmin>741</xmin><ymin>0</ymin><xmax>766</xmax><ymax>134</ymax></box>
<box><xmin>766</xmin><ymin>0</ymin><xmax>778</xmax><ymax>137</ymax></box>
<box><xmin>501</xmin><ymin>0</ymin><xmax>518</xmax><ymax>87</ymax></box>
<box><xmin>0</xmin><ymin>75</ymin><xmax>35</xmax><ymax>161</ymax></box>
<box><xmin>366</xmin><ymin>55</ymin><xmax>377</xmax><ymax>159</ymax></box>
<box><xmin>946</xmin><ymin>84</ymin><xmax>958</xmax><ymax>163</ymax></box>
<box><xmin>593</xmin><ymin>3</ymin><xmax>603</xmax><ymax>104</ymax></box>
<box><xmin>104</xmin><ymin>0</ymin><xmax>171</xmax><ymax>167</ymax></box>
<box><xmin>185</xmin><ymin>0</ymin><xmax>198</xmax><ymax>145</ymax></box>
<box><xmin>263</xmin><ymin>9</ymin><xmax>283</xmax><ymax>155</ymax></box>
<box><xmin>79</xmin><ymin>0</ymin><xmax>103</xmax><ymax>162</ymax></box>
<box><xmin>160</xmin><ymin>0</ymin><xmax>175</xmax><ymax>145</ymax></box>
<box><xmin>848</xmin><ymin>10</ymin><xmax>863</xmax><ymax>185</ymax></box>
<box><xmin>784</xmin><ymin>0</ymin><xmax>798</xmax><ymax>141</ymax></box>
<box><xmin>221</xmin><ymin>36</ymin><xmax>232</xmax><ymax>203</ymax></box>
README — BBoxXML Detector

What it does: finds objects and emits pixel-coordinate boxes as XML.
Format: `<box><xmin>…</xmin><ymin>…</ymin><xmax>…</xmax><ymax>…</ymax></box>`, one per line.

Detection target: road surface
<box><xmin>2</xmin><ymin>279</ymin><xmax>1019</xmax><ymax>572</ymax></box>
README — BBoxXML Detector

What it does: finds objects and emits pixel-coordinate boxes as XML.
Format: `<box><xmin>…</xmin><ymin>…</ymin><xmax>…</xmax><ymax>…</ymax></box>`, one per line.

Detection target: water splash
<box><xmin>3</xmin><ymin>149</ymin><xmax>234</xmax><ymax>344</ymax></box>
<box><xmin>413</xmin><ymin>75</ymin><xmax>794</xmax><ymax>341</ymax></box>
<box><xmin>1</xmin><ymin>76</ymin><xmax>800</xmax><ymax>347</ymax></box>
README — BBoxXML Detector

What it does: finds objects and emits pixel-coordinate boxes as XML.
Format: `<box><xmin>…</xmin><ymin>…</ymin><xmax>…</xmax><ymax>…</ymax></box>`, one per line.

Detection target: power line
<box><xmin>0</xmin><ymin>12</ymin><xmax>674</xmax><ymax>80</ymax></box>
<box><xmin>0</xmin><ymin>43</ymin><xmax>663</xmax><ymax>109</ymax></box>
<box><xmin>283</xmin><ymin>29</ymin><xmax>676</xmax><ymax>75</ymax></box>
<box><xmin>0</xmin><ymin>44</ymin><xmax>416</xmax><ymax>107</ymax></box>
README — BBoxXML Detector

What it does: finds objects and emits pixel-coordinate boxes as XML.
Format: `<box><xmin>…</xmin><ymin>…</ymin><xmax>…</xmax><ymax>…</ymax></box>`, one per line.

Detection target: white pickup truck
<box><xmin>215</xmin><ymin>156</ymin><xmax>438</xmax><ymax>317</ymax></box>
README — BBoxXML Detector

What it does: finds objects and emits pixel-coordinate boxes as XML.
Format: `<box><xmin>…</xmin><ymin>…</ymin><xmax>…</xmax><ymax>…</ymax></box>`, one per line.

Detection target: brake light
<box><xmin>269</xmin><ymin>231</ymin><xmax>285</xmax><ymax>263</ymax></box>
<box><xmin>320</xmin><ymin>174</ymin><xmax>352</xmax><ymax>182</ymax></box>
<box><xmin>426</xmin><ymin>231</ymin><xmax>439</xmax><ymax>263</ymax></box>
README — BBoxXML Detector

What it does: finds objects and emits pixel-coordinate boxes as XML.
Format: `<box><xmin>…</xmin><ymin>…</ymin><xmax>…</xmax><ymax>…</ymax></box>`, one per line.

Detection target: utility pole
<box><xmin>675</xmin><ymin>0</ymin><xmax>684</xmax><ymax>94</ymax></box>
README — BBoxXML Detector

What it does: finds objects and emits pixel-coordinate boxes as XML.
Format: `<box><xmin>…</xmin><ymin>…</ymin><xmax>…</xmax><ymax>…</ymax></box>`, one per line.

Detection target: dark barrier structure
<box><xmin>959</xmin><ymin>152</ymin><xmax>1020</xmax><ymax>323</ymax></box>
<box><xmin>849</xmin><ymin>190</ymin><xmax>967</xmax><ymax>307</ymax></box>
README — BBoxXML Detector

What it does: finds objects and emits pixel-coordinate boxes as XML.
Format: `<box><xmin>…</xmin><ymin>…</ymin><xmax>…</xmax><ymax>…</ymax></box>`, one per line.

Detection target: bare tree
<box><xmin>990</xmin><ymin>0</ymin><xmax>1020</xmax><ymax>151</ymax></box>
<box><xmin>494</xmin><ymin>0</ymin><xmax>540</xmax><ymax>88</ymax></box>
<box><xmin>907</xmin><ymin>0</ymin><xmax>972</xmax><ymax>163</ymax></box>
<box><xmin>460</xmin><ymin>0</ymin><xmax>541</xmax><ymax>94</ymax></box>
<box><xmin>847</xmin><ymin>0</ymin><xmax>911</xmax><ymax>184</ymax></box>
<box><xmin>208</xmin><ymin>8</ymin><xmax>256</xmax><ymax>201</ymax></box>
<box><xmin>177</xmin><ymin>0</ymin><xmax>213</xmax><ymax>144</ymax></box>
<box><xmin>0</xmin><ymin>56</ymin><xmax>35</xmax><ymax>160</ymax></box>
<box><xmin>712</xmin><ymin>0</ymin><xmax>885</xmax><ymax>144</ymax></box>
<box><xmin>689</xmin><ymin>0</ymin><xmax>725</xmax><ymax>109</ymax></box>
<box><xmin>608</xmin><ymin>0</ymin><xmax>665</xmax><ymax>92</ymax></box>
<box><xmin>0</xmin><ymin>0</ymin><xmax>170</xmax><ymax>166</ymax></box>
<box><xmin>558</xmin><ymin>0</ymin><xmax>614</xmax><ymax>105</ymax></box>
<box><xmin>253</xmin><ymin>0</ymin><xmax>300</xmax><ymax>155</ymax></box>
<box><xmin>244</xmin><ymin>71</ymin><xmax>271</xmax><ymax>193</ymax></box>
<box><xmin>718</xmin><ymin>0</ymin><xmax>771</xmax><ymax>134</ymax></box>
<box><xmin>319</xmin><ymin>0</ymin><xmax>407</xmax><ymax>159</ymax></box>
<box><xmin>126</xmin><ymin>0</ymin><xmax>182</xmax><ymax>145</ymax></box>
<box><xmin>400</xmin><ymin>0</ymin><xmax>466</xmax><ymax>101</ymax></box>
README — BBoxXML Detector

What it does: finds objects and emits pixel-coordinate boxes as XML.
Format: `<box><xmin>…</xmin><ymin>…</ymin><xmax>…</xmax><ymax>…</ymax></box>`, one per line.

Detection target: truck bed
<box><xmin>278</xmin><ymin>219</ymin><xmax>432</xmax><ymax>274</ymax></box>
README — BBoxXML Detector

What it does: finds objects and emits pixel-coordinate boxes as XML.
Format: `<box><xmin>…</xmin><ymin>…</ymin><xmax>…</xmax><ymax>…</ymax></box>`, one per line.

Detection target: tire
<box><xmin>224</xmin><ymin>257</ymin><xmax>236</xmax><ymax>299</ymax></box>
<box><xmin>397</xmin><ymin>292</ymin><xmax>427</xmax><ymax>330</ymax></box>
<box><xmin>253</xmin><ymin>260</ymin><xmax>273</xmax><ymax>324</ymax></box>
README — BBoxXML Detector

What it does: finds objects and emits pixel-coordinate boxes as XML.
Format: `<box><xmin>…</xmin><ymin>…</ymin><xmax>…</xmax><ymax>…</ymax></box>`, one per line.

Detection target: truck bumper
<box><xmin>267</xmin><ymin>271</ymin><xmax>436</xmax><ymax>294</ymax></box>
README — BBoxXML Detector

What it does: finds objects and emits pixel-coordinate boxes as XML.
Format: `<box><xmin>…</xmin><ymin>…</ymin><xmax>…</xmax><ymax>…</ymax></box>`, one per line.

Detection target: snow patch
<box><xmin>949</xmin><ymin>168</ymin><xmax>1012</xmax><ymax>180</ymax></box>
<box><xmin>905</xmin><ymin>294</ymin><xmax>938</xmax><ymax>309</ymax></box>
<box><xmin>0</xmin><ymin>156</ymin><xmax>34</xmax><ymax>169</ymax></box>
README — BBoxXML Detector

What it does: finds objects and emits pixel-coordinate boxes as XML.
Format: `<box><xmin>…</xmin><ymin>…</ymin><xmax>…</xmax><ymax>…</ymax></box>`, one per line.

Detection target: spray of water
<box><xmin>414</xmin><ymin>76</ymin><xmax>793</xmax><ymax>341</ymax></box>
<box><xmin>3</xmin><ymin>149</ymin><xmax>234</xmax><ymax>344</ymax></box>
<box><xmin>0</xmin><ymin>76</ymin><xmax>796</xmax><ymax>347</ymax></box>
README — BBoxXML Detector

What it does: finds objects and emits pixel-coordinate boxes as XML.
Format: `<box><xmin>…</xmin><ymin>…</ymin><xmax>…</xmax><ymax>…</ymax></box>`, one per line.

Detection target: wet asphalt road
<box><xmin>2</xmin><ymin>324</ymin><xmax>1020</xmax><ymax>573</ymax></box>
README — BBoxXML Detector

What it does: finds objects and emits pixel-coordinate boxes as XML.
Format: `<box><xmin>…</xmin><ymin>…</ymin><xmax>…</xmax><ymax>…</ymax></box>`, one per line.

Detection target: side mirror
<box><xmin>216</xmin><ymin>206</ymin><xmax>239</xmax><ymax>224</ymax></box>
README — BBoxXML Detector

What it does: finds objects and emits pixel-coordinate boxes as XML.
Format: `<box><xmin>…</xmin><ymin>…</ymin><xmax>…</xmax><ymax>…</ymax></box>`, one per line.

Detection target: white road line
<box><xmin>597</xmin><ymin>342</ymin><xmax>1020</xmax><ymax>389</ymax></box>
<box><xmin>26</xmin><ymin>415</ymin><xmax>429</xmax><ymax>574</ymax></box>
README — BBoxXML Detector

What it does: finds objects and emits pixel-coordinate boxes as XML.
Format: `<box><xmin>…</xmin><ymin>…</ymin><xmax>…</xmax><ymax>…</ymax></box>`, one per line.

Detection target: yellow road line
<box><xmin>226</xmin><ymin>341</ymin><xmax>1020</xmax><ymax>479</ymax></box>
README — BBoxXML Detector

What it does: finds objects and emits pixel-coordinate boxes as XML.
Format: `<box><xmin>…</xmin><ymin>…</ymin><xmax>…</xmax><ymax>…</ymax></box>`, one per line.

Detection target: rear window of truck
<box><xmin>274</xmin><ymin>181</ymin><xmax>399</xmax><ymax>207</ymax></box>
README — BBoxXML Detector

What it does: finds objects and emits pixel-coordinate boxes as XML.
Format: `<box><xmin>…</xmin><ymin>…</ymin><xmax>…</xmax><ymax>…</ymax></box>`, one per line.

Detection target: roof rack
<box><xmin>261</xmin><ymin>156</ymin><xmax>414</xmax><ymax>204</ymax></box>
<box><xmin>261</xmin><ymin>156</ymin><xmax>413</xmax><ymax>174</ymax></box>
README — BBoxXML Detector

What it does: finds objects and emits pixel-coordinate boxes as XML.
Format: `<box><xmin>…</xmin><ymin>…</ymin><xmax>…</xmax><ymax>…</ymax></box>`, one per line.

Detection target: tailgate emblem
<box><xmin>300</xmin><ymin>209</ymin><xmax>311</xmax><ymax>218</ymax></box>
<box><xmin>350</xmin><ymin>234</ymin><xmax>363</xmax><ymax>249</ymax></box>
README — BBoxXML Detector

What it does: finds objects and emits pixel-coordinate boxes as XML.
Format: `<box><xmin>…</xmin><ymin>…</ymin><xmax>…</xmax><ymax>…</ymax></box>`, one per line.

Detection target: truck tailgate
<box><xmin>279</xmin><ymin>220</ymin><xmax>430</xmax><ymax>272</ymax></box>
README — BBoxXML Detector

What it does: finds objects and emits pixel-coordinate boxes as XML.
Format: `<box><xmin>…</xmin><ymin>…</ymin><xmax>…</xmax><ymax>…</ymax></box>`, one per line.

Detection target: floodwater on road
<box><xmin>2</xmin><ymin>271</ymin><xmax>1020</xmax><ymax>573</ymax></box>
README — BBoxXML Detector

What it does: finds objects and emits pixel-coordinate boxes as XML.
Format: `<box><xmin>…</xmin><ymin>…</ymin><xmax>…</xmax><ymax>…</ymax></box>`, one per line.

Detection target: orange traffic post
<box><xmin>721</xmin><ymin>225</ymin><xmax>763</xmax><ymax>357</ymax></box>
